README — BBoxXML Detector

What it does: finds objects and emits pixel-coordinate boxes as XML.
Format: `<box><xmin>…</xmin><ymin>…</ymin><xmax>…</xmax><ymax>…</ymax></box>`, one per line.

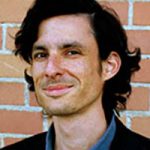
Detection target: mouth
<box><xmin>43</xmin><ymin>84</ymin><xmax>73</xmax><ymax>97</ymax></box>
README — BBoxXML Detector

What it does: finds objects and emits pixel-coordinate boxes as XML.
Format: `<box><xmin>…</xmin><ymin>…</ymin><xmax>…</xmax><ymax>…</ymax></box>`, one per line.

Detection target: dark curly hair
<box><xmin>14</xmin><ymin>0</ymin><xmax>141</xmax><ymax>121</ymax></box>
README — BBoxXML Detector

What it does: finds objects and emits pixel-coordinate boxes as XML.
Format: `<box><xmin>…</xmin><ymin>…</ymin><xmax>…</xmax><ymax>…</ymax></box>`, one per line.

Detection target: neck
<box><xmin>52</xmin><ymin>100</ymin><xmax>107</xmax><ymax>150</ymax></box>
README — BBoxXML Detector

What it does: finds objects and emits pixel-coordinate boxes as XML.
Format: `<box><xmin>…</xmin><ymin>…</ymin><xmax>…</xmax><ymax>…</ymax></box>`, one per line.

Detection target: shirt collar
<box><xmin>45</xmin><ymin>115</ymin><xmax>116</xmax><ymax>150</ymax></box>
<box><xmin>90</xmin><ymin>115</ymin><xmax>116</xmax><ymax>150</ymax></box>
<box><xmin>45</xmin><ymin>123</ymin><xmax>55</xmax><ymax>150</ymax></box>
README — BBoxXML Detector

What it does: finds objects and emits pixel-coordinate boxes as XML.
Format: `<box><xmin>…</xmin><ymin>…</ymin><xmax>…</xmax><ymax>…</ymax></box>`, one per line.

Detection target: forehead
<box><xmin>39</xmin><ymin>14</ymin><xmax>92</xmax><ymax>32</ymax></box>
<box><xmin>33</xmin><ymin>14</ymin><xmax>99</xmax><ymax>57</ymax></box>
<box><xmin>36</xmin><ymin>14</ymin><xmax>95</xmax><ymax>44</ymax></box>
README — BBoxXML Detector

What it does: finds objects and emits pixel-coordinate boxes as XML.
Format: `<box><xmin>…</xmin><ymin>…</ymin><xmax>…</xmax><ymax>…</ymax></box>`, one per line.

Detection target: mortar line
<box><xmin>42</xmin><ymin>117</ymin><xmax>49</xmax><ymax>132</ymax></box>
<box><xmin>1</xmin><ymin>24</ymin><xmax>7</xmax><ymax>50</ymax></box>
<box><xmin>141</xmin><ymin>55</ymin><xmax>150</xmax><ymax>59</ymax></box>
<box><xmin>120</xmin><ymin>110</ymin><xmax>150</xmax><ymax>117</ymax></box>
<box><xmin>24</xmin><ymin>82</ymin><xmax>30</xmax><ymax>106</ymax></box>
<box><xmin>0</xmin><ymin>105</ymin><xmax>42</xmax><ymax>112</ymax></box>
<box><xmin>0</xmin><ymin>138</ymin><xmax>4</xmax><ymax>149</ymax></box>
<box><xmin>126</xmin><ymin>116</ymin><xmax>132</xmax><ymax>129</ymax></box>
<box><xmin>131</xmin><ymin>83</ymin><xmax>150</xmax><ymax>88</ymax></box>
<box><xmin>128</xmin><ymin>0</ymin><xmax>134</xmax><ymax>26</ymax></box>
<box><xmin>0</xmin><ymin>133</ymin><xmax>31</xmax><ymax>139</ymax></box>
<box><xmin>124</xmin><ymin>25</ymin><xmax>150</xmax><ymax>30</ymax></box>
<box><xmin>0</xmin><ymin>78</ymin><xmax>25</xmax><ymax>83</ymax></box>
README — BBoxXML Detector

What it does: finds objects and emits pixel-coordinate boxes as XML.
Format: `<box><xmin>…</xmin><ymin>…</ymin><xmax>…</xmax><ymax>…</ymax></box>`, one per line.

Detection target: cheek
<box><xmin>31</xmin><ymin>63</ymin><xmax>45</xmax><ymax>82</ymax></box>
<box><xmin>64</xmin><ymin>60</ymin><xmax>91</xmax><ymax>80</ymax></box>
<box><xmin>64</xmin><ymin>59</ymin><xmax>100</xmax><ymax>82</ymax></box>
<box><xmin>73</xmin><ymin>59</ymin><xmax>100</xmax><ymax>75</ymax></box>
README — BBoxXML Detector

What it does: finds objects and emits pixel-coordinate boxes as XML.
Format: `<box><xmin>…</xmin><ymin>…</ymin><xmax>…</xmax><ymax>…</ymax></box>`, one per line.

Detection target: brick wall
<box><xmin>0</xmin><ymin>0</ymin><xmax>150</xmax><ymax>148</ymax></box>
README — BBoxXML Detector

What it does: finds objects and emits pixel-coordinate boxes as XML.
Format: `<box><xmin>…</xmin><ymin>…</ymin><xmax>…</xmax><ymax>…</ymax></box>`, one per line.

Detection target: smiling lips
<box><xmin>43</xmin><ymin>84</ymin><xmax>73</xmax><ymax>97</ymax></box>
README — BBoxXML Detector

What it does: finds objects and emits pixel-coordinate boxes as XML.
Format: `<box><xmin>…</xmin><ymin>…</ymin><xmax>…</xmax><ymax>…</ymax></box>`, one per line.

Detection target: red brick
<box><xmin>4</xmin><ymin>138</ymin><xmax>23</xmax><ymax>147</ymax></box>
<box><xmin>131</xmin><ymin>117</ymin><xmax>150</xmax><ymax>138</ymax></box>
<box><xmin>29</xmin><ymin>92</ymin><xmax>39</xmax><ymax>107</ymax></box>
<box><xmin>132</xmin><ymin>59</ymin><xmax>150</xmax><ymax>83</ymax></box>
<box><xmin>0</xmin><ymin>27</ymin><xmax>2</xmax><ymax>49</ymax></box>
<box><xmin>0</xmin><ymin>55</ymin><xmax>28</xmax><ymax>78</ymax></box>
<box><xmin>0</xmin><ymin>0</ymin><xmax>34</xmax><ymax>23</ymax></box>
<box><xmin>6</xmin><ymin>27</ymin><xmax>19</xmax><ymax>51</ymax></box>
<box><xmin>98</xmin><ymin>1</ymin><xmax>128</xmax><ymax>25</ymax></box>
<box><xmin>0</xmin><ymin>110</ymin><xmax>43</xmax><ymax>134</ymax></box>
<box><xmin>127</xmin><ymin>87</ymin><xmax>149</xmax><ymax>111</ymax></box>
<box><xmin>133</xmin><ymin>2</ymin><xmax>150</xmax><ymax>25</ymax></box>
<box><xmin>107</xmin><ymin>2</ymin><xmax>128</xmax><ymax>25</ymax></box>
<box><xmin>127</xmin><ymin>30</ymin><xmax>150</xmax><ymax>54</ymax></box>
<box><xmin>0</xmin><ymin>83</ymin><xmax>24</xmax><ymax>105</ymax></box>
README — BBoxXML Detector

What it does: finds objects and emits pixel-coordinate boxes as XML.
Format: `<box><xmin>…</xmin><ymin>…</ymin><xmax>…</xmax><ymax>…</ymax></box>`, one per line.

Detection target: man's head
<box><xmin>15</xmin><ymin>0</ymin><xmax>141</xmax><ymax>120</ymax></box>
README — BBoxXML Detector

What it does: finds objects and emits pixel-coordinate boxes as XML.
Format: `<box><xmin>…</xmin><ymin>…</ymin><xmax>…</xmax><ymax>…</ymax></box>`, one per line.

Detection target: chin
<box><xmin>43</xmin><ymin>102</ymin><xmax>79</xmax><ymax>116</ymax></box>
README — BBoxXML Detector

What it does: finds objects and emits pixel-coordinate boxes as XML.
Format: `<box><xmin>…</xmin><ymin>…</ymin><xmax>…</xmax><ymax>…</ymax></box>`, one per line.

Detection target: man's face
<box><xmin>31</xmin><ymin>14</ymin><xmax>106</xmax><ymax>116</ymax></box>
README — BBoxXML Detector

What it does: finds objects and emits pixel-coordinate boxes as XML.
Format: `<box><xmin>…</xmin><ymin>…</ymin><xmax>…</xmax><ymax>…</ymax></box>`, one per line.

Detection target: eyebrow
<box><xmin>32</xmin><ymin>45</ymin><xmax>47</xmax><ymax>51</ymax></box>
<box><xmin>32</xmin><ymin>41</ymin><xmax>86</xmax><ymax>52</ymax></box>
<box><xmin>59</xmin><ymin>41</ymin><xmax>86</xmax><ymax>50</ymax></box>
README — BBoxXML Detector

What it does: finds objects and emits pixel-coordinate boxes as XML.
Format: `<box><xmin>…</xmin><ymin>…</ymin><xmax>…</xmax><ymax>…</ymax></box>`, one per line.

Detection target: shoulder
<box><xmin>0</xmin><ymin>132</ymin><xmax>47</xmax><ymax>150</ymax></box>
<box><xmin>111</xmin><ymin>116</ymin><xmax>150</xmax><ymax>150</ymax></box>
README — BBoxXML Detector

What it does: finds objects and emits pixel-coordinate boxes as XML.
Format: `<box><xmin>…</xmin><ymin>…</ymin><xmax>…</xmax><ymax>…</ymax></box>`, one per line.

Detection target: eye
<box><xmin>32</xmin><ymin>51</ymin><xmax>48</xmax><ymax>61</ymax></box>
<box><xmin>68</xmin><ymin>50</ymin><xmax>80</xmax><ymax>55</ymax></box>
<box><xmin>65</xmin><ymin>49</ymin><xmax>81</xmax><ymax>57</ymax></box>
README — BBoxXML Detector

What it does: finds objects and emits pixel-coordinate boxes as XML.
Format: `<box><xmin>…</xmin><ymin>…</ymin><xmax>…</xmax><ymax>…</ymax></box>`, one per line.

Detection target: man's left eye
<box><xmin>66</xmin><ymin>50</ymin><xmax>80</xmax><ymax>56</ymax></box>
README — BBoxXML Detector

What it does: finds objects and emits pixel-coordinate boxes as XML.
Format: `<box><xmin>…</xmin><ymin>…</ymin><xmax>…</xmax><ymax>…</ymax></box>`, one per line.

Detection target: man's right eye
<box><xmin>32</xmin><ymin>52</ymin><xmax>48</xmax><ymax>61</ymax></box>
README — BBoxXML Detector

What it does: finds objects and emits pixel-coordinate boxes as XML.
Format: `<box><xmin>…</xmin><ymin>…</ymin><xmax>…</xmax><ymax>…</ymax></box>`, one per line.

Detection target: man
<box><xmin>1</xmin><ymin>0</ymin><xmax>150</xmax><ymax>149</ymax></box>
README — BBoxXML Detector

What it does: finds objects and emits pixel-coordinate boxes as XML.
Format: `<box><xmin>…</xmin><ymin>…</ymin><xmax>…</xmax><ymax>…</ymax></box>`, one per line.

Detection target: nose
<box><xmin>45</xmin><ymin>55</ymin><xmax>64</xmax><ymax>79</ymax></box>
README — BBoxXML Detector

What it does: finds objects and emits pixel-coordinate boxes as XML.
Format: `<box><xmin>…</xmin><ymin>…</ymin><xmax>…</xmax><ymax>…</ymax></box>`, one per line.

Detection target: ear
<box><xmin>102</xmin><ymin>51</ymin><xmax>121</xmax><ymax>81</ymax></box>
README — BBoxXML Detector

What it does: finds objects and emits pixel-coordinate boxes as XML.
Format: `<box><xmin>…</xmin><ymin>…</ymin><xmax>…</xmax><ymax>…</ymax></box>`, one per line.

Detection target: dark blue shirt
<box><xmin>45</xmin><ymin>115</ymin><xmax>116</xmax><ymax>150</ymax></box>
